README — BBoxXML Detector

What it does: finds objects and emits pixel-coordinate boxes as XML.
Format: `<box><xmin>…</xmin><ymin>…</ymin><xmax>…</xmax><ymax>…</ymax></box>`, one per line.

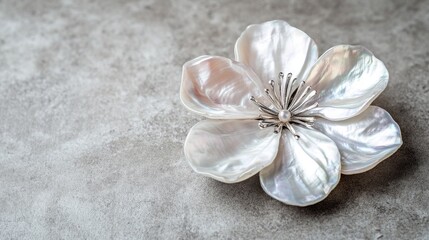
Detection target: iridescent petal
<box><xmin>313</xmin><ymin>106</ymin><xmax>402</xmax><ymax>174</ymax></box>
<box><xmin>303</xmin><ymin>45</ymin><xmax>389</xmax><ymax>120</ymax></box>
<box><xmin>260</xmin><ymin>126</ymin><xmax>341</xmax><ymax>206</ymax></box>
<box><xmin>181</xmin><ymin>55</ymin><xmax>265</xmax><ymax>119</ymax></box>
<box><xmin>185</xmin><ymin>119</ymin><xmax>281</xmax><ymax>183</ymax></box>
<box><xmin>235</xmin><ymin>20</ymin><xmax>318</xmax><ymax>88</ymax></box>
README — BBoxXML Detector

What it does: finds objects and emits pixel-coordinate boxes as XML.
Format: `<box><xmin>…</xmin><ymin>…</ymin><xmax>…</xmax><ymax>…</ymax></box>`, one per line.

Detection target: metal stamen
<box><xmin>285</xmin><ymin>122</ymin><xmax>300</xmax><ymax>140</ymax></box>
<box><xmin>292</xmin><ymin>116</ymin><xmax>315</xmax><ymax>122</ymax></box>
<box><xmin>274</xmin><ymin>124</ymin><xmax>283</xmax><ymax>134</ymax></box>
<box><xmin>259</xmin><ymin>121</ymin><xmax>277</xmax><ymax>129</ymax></box>
<box><xmin>291</xmin><ymin>80</ymin><xmax>306</xmax><ymax>104</ymax></box>
<box><xmin>285</xmin><ymin>77</ymin><xmax>297</xmax><ymax>107</ymax></box>
<box><xmin>290</xmin><ymin>89</ymin><xmax>317</xmax><ymax>112</ymax></box>
<box><xmin>250</xmin><ymin>96</ymin><xmax>277</xmax><ymax>115</ymax></box>
<box><xmin>280</xmin><ymin>72</ymin><xmax>288</xmax><ymax>107</ymax></box>
<box><xmin>278</xmin><ymin>72</ymin><xmax>284</xmax><ymax>105</ymax></box>
<box><xmin>293</xmin><ymin>102</ymin><xmax>319</xmax><ymax>115</ymax></box>
<box><xmin>259</xmin><ymin>107</ymin><xmax>278</xmax><ymax>116</ymax></box>
<box><xmin>291</xmin><ymin>119</ymin><xmax>313</xmax><ymax>128</ymax></box>
<box><xmin>264</xmin><ymin>89</ymin><xmax>282</xmax><ymax>110</ymax></box>
<box><xmin>269</xmin><ymin>80</ymin><xmax>282</xmax><ymax>108</ymax></box>
<box><xmin>288</xmin><ymin>85</ymin><xmax>311</xmax><ymax>110</ymax></box>
<box><xmin>283</xmin><ymin>73</ymin><xmax>293</xmax><ymax>105</ymax></box>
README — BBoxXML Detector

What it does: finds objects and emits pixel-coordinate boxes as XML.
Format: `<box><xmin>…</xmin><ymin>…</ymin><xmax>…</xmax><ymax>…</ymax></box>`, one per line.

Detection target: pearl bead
<box><xmin>278</xmin><ymin>110</ymin><xmax>292</xmax><ymax>123</ymax></box>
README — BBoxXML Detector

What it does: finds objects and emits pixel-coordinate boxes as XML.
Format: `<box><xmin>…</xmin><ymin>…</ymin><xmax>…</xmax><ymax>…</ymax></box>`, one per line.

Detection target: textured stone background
<box><xmin>1</xmin><ymin>0</ymin><xmax>428</xmax><ymax>239</ymax></box>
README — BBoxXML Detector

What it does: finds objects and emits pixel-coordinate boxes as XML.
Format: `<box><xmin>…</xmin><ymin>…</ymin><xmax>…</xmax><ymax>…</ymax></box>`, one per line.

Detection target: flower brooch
<box><xmin>180</xmin><ymin>20</ymin><xmax>402</xmax><ymax>206</ymax></box>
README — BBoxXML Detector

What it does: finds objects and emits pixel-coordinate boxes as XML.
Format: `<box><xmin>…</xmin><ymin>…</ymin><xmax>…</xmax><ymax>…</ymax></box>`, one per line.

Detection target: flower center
<box><xmin>278</xmin><ymin>110</ymin><xmax>291</xmax><ymax>123</ymax></box>
<box><xmin>250</xmin><ymin>72</ymin><xmax>319</xmax><ymax>139</ymax></box>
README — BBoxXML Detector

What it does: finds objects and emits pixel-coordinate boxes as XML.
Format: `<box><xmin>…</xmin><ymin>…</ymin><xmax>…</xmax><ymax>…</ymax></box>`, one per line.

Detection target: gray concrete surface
<box><xmin>0</xmin><ymin>0</ymin><xmax>428</xmax><ymax>239</ymax></box>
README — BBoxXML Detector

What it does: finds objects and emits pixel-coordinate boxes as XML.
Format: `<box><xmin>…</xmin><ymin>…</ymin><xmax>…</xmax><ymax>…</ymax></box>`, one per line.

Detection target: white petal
<box><xmin>180</xmin><ymin>55</ymin><xmax>265</xmax><ymax>119</ymax></box>
<box><xmin>235</xmin><ymin>20</ymin><xmax>318</xmax><ymax>87</ymax></box>
<box><xmin>313</xmin><ymin>106</ymin><xmax>402</xmax><ymax>175</ymax></box>
<box><xmin>260</xmin><ymin>126</ymin><xmax>341</xmax><ymax>206</ymax></box>
<box><xmin>185</xmin><ymin>119</ymin><xmax>281</xmax><ymax>183</ymax></box>
<box><xmin>303</xmin><ymin>45</ymin><xmax>389</xmax><ymax>120</ymax></box>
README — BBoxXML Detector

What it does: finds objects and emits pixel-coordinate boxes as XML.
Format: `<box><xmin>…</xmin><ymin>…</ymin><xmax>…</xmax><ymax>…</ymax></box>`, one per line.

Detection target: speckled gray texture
<box><xmin>0</xmin><ymin>0</ymin><xmax>428</xmax><ymax>239</ymax></box>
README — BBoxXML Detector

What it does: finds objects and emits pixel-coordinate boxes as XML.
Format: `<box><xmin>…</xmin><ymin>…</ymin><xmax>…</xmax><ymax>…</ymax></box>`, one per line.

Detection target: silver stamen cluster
<box><xmin>250</xmin><ymin>72</ymin><xmax>319</xmax><ymax>139</ymax></box>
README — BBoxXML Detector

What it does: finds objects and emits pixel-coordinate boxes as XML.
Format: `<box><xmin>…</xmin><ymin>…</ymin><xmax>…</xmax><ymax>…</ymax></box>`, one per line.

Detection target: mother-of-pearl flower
<box><xmin>181</xmin><ymin>20</ymin><xmax>402</xmax><ymax>206</ymax></box>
